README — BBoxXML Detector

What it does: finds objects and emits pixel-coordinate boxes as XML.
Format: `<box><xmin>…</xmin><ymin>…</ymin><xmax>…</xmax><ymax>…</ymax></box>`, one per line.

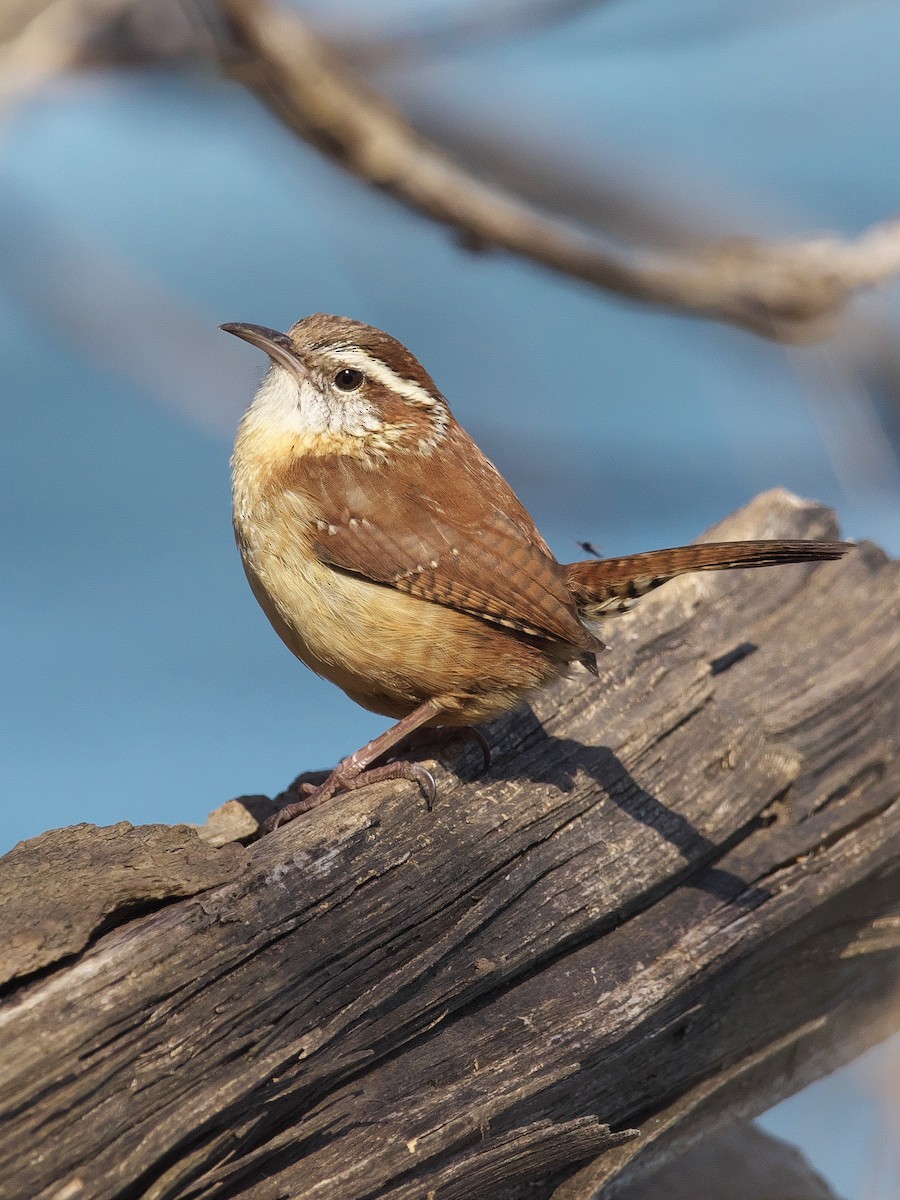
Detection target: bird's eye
<box><xmin>333</xmin><ymin>367</ymin><xmax>365</xmax><ymax>392</ymax></box>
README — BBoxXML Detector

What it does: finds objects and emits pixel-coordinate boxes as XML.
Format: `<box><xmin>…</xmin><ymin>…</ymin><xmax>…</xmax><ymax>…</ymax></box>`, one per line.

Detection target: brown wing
<box><xmin>292</xmin><ymin>427</ymin><xmax>599</xmax><ymax>653</ymax></box>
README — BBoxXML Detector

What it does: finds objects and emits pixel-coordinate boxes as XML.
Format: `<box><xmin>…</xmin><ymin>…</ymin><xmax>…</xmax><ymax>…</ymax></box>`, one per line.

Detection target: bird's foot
<box><xmin>262</xmin><ymin>757</ymin><xmax>436</xmax><ymax>833</ymax></box>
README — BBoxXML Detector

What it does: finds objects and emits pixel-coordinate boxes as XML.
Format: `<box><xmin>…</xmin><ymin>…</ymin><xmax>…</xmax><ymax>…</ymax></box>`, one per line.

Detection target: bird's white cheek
<box><xmin>247</xmin><ymin>366</ymin><xmax>330</xmax><ymax>436</ymax></box>
<box><xmin>247</xmin><ymin>366</ymin><xmax>381</xmax><ymax>438</ymax></box>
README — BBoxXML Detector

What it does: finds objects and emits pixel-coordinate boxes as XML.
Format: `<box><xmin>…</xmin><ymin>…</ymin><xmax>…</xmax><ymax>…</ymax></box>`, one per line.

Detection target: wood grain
<box><xmin>0</xmin><ymin>489</ymin><xmax>896</xmax><ymax>1200</ymax></box>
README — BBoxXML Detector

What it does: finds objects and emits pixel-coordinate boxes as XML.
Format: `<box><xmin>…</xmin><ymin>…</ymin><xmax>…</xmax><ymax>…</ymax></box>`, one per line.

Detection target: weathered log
<box><xmin>0</xmin><ymin>822</ymin><xmax>247</xmax><ymax>987</ymax></box>
<box><xmin>0</xmin><ymin>490</ymin><xmax>897</xmax><ymax>1200</ymax></box>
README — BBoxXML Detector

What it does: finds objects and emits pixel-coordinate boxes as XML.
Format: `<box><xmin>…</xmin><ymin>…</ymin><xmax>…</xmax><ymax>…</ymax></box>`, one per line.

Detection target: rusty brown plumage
<box><xmin>566</xmin><ymin>539</ymin><xmax>849</xmax><ymax>617</ymax></box>
<box><xmin>295</xmin><ymin>428</ymin><xmax>599</xmax><ymax>652</ymax></box>
<box><xmin>224</xmin><ymin>314</ymin><xmax>852</xmax><ymax>829</ymax></box>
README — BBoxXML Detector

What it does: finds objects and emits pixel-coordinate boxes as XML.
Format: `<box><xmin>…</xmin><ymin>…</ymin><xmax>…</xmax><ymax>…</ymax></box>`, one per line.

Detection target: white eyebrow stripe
<box><xmin>332</xmin><ymin>348</ymin><xmax>438</xmax><ymax>408</ymax></box>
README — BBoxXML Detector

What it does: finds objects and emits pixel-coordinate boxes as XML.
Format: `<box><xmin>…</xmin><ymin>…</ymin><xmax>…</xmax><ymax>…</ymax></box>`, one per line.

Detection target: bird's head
<box><xmin>223</xmin><ymin>313</ymin><xmax>450</xmax><ymax>462</ymax></box>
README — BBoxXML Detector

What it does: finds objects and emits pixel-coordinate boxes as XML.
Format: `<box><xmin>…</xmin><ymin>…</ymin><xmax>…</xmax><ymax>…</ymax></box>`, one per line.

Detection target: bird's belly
<box><xmin>240</xmin><ymin>538</ymin><xmax>566</xmax><ymax>724</ymax></box>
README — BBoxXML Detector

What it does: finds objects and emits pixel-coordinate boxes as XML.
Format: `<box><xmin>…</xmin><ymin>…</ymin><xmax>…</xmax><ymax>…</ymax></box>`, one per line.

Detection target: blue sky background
<box><xmin>1</xmin><ymin>1</ymin><xmax>898</xmax><ymax>1194</ymax></box>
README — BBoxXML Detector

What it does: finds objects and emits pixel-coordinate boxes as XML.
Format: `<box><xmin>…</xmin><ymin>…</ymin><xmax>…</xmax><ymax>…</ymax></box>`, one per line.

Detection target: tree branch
<box><xmin>3</xmin><ymin>1</ymin><xmax>900</xmax><ymax>343</ymax></box>
<box><xmin>2</xmin><ymin>490</ymin><xmax>898</xmax><ymax>1199</ymax></box>
<box><xmin>217</xmin><ymin>0</ymin><xmax>900</xmax><ymax>343</ymax></box>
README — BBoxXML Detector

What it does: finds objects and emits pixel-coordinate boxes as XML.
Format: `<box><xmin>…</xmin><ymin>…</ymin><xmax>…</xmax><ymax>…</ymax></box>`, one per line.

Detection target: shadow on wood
<box><xmin>0</xmin><ymin>490</ymin><xmax>897</xmax><ymax>1200</ymax></box>
<box><xmin>606</xmin><ymin>1123</ymin><xmax>840</xmax><ymax>1200</ymax></box>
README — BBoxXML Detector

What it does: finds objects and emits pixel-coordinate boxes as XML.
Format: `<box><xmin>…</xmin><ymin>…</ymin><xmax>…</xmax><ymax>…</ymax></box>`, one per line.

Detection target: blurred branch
<box><xmin>0</xmin><ymin>0</ymin><xmax>110</xmax><ymax>90</ymax></box>
<box><xmin>217</xmin><ymin>0</ymin><xmax>900</xmax><ymax>343</ymax></box>
<box><xmin>396</xmin><ymin>109</ymin><xmax>721</xmax><ymax>255</ymax></box>
<box><xmin>2</xmin><ymin>0</ymin><xmax>900</xmax><ymax>344</ymax></box>
<box><xmin>0</xmin><ymin>0</ymin><xmax>219</xmax><ymax>90</ymax></box>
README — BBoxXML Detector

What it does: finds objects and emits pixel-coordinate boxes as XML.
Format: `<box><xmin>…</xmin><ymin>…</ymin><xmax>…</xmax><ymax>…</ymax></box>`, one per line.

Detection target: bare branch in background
<box><xmin>0</xmin><ymin>0</ymin><xmax>110</xmax><ymax>92</ymax></box>
<box><xmin>2</xmin><ymin>0</ymin><xmax>900</xmax><ymax>344</ymax></box>
<box><xmin>2</xmin><ymin>0</ymin><xmax>899</xmax><ymax>515</ymax></box>
<box><xmin>217</xmin><ymin>0</ymin><xmax>900</xmax><ymax>343</ymax></box>
<box><xmin>0</xmin><ymin>0</ymin><xmax>221</xmax><ymax>92</ymax></box>
<box><xmin>394</xmin><ymin>110</ymin><xmax>725</xmax><ymax>255</ymax></box>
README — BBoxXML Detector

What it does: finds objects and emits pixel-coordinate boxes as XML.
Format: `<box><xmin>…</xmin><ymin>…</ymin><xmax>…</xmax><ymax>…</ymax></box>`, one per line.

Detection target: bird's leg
<box><xmin>386</xmin><ymin>725</ymin><xmax>492</xmax><ymax>773</ymax></box>
<box><xmin>263</xmin><ymin>699</ymin><xmax>444</xmax><ymax>832</ymax></box>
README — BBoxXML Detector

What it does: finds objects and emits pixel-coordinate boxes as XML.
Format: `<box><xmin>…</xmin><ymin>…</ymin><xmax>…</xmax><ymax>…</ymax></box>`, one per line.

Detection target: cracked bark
<box><xmin>0</xmin><ymin>490</ymin><xmax>897</xmax><ymax>1200</ymax></box>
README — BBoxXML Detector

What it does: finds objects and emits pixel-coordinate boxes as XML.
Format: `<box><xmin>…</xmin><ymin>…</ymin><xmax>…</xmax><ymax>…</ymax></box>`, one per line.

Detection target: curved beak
<box><xmin>220</xmin><ymin>322</ymin><xmax>310</xmax><ymax>380</ymax></box>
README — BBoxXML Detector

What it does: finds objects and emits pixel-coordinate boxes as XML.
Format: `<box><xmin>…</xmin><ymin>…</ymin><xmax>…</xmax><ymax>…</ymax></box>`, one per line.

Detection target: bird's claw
<box><xmin>263</xmin><ymin>757</ymin><xmax>438</xmax><ymax>834</ymax></box>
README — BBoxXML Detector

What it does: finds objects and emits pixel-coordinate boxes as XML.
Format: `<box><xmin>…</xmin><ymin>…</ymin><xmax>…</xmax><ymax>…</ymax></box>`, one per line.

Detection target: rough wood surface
<box><xmin>0</xmin><ymin>490</ymin><xmax>897</xmax><ymax>1200</ymax></box>
<box><xmin>0</xmin><ymin>822</ymin><xmax>248</xmax><ymax>986</ymax></box>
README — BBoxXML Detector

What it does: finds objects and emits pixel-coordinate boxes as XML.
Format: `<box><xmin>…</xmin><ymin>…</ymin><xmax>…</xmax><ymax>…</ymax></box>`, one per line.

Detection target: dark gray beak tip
<box><xmin>220</xmin><ymin>321</ymin><xmax>292</xmax><ymax>346</ymax></box>
<box><xmin>220</xmin><ymin>321</ymin><xmax>309</xmax><ymax>378</ymax></box>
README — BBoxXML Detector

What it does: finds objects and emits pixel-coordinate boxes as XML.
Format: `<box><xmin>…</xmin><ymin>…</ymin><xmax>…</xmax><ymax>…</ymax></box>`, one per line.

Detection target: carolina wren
<box><xmin>223</xmin><ymin>314</ymin><xmax>849</xmax><ymax>830</ymax></box>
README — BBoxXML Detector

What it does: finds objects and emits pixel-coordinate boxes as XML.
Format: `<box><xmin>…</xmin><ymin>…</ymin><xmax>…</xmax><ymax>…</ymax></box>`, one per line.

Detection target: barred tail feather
<box><xmin>566</xmin><ymin>539</ymin><xmax>851</xmax><ymax>619</ymax></box>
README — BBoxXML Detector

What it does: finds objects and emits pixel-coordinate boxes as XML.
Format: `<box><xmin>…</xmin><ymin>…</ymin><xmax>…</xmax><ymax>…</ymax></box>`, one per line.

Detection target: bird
<box><xmin>223</xmin><ymin>314</ymin><xmax>849</xmax><ymax>831</ymax></box>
